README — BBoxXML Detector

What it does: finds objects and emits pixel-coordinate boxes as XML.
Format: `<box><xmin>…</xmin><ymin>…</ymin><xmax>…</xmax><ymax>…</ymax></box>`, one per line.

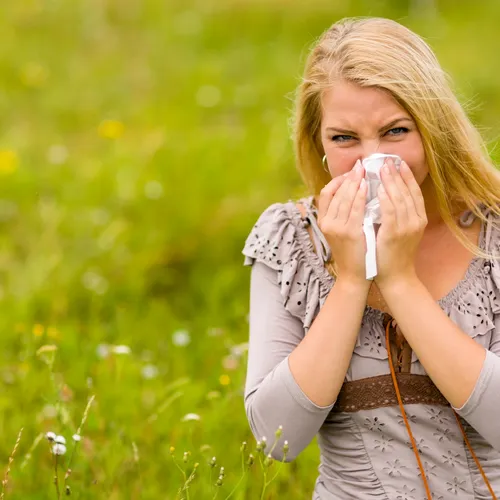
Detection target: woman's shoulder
<box><xmin>241</xmin><ymin>195</ymin><xmax>333</xmax><ymax>332</ymax></box>
<box><xmin>241</xmin><ymin>195</ymin><xmax>315</xmax><ymax>269</ymax></box>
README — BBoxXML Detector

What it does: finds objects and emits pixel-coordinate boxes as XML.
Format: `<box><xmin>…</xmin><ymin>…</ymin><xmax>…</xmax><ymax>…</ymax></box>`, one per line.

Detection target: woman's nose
<box><xmin>361</xmin><ymin>140</ymin><xmax>382</xmax><ymax>161</ymax></box>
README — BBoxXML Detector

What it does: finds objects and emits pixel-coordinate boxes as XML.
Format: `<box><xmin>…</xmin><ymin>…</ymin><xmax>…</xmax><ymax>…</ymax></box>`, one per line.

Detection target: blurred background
<box><xmin>1</xmin><ymin>0</ymin><xmax>499</xmax><ymax>498</ymax></box>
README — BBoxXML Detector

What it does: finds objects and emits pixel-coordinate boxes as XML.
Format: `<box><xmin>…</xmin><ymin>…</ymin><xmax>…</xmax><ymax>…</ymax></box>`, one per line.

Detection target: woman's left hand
<box><xmin>374</xmin><ymin>158</ymin><xmax>428</xmax><ymax>288</ymax></box>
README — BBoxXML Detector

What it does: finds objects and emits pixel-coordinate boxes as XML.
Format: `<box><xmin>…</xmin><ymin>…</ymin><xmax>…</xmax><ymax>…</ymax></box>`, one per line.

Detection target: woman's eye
<box><xmin>331</xmin><ymin>135</ymin><xmax>354</xmax><ymax>143</ymax></box>
<box><xmin>330</xmin><ymin>127</ymin><xmax>409</xmax><ymax>143</ymax></box>
<box><xmin>385</xmin><ymin>127</ymin><xmax>409</xmax><ymax>136</ymax></box>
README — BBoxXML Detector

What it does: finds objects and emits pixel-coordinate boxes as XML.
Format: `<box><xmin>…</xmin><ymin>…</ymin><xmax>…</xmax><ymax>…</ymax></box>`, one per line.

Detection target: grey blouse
<box><xmin>241</xmin><ymin>195</ymin><xmax>500</xmax><ymax>499</ymax></box>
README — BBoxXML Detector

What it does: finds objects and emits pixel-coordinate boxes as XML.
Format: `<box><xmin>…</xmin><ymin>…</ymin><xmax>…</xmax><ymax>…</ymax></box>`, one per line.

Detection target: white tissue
<box><xmin>361</xmin><ymin>153</ymin><xmax>402</xmax><ymax>280</ymax></box>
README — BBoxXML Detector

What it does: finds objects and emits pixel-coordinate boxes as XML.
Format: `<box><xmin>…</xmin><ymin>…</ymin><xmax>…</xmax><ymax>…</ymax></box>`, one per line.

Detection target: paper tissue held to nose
<box><xmin>362</xmin><ymin>153</ymin><xmax>402</xmax><ymax>280</ymax></box>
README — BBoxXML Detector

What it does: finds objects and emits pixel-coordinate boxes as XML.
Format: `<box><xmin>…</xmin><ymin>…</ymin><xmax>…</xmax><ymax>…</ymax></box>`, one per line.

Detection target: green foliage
<box><xmin>0</xmin><ymin>0</ymin><xmax>499</xmax><ymax>498</ymax></box>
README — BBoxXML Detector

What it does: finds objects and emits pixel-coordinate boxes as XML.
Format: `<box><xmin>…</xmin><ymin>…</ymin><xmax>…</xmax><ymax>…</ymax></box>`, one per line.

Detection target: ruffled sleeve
<box><xmin>242</xmin><ymin>201</ymin><xmax>331</xmax><ymax>333</ymax></box>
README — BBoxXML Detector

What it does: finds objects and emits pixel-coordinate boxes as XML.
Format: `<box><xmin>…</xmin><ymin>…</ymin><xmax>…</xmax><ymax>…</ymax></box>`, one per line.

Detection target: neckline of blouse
<box><xmin>290</xmin><ymin>194</ymin><xmax>492</xmax><ymax>318</ymax></box>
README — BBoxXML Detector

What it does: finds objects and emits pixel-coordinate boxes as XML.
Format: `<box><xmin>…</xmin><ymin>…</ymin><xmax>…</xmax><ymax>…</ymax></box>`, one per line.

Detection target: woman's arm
<box><xmin>378</xmin><ymin>276</ymin><xmax>500</xmax><ymax>450</ymax></box>
<box><xmin>245</xmin><ymin>261</ymin><xmax>370</xmax><ymax>461</ymax></box>
<box><xmin>452</xmin><ymin>315</ymin><xmax>500</xmax><ymax>451</ymax></box>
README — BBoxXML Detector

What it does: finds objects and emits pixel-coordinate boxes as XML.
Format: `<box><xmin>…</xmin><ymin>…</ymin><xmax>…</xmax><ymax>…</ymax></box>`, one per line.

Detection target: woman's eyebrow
<box><xmin>325</xmin><ymin>117</ymin><xmax>414</xmax><ymax>135</ymax></box>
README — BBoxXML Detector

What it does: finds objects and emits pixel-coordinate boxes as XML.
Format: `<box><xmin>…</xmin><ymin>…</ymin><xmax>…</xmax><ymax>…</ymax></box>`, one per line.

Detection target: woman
<box><xmin>242</xmin><ymin>17</ymin><xmax>500</xmax><ymax>499</ymax></box>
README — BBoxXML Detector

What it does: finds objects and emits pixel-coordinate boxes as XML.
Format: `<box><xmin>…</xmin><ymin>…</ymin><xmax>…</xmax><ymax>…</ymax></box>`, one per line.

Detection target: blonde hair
<box><xmin>292</xmin><ymin>17</ymin><xmax>500</xmax><ymax>279</ymax></box>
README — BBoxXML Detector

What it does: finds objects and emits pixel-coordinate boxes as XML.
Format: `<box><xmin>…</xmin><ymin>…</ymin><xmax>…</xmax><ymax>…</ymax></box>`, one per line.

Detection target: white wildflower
<box><xmin>47</xmin><ymin>144</ymin><xmax>68</xmax><ymax>165</ymax></box>
<box><xmin>222</xmin><ymin>355</ymin><xmax>239</xmax><ymax>371</ymax></box>
<box><xmin>82</xmin><ymin>270</ymin><xmax>108</xmax><ymax>295</ymax></box>
<box><xmin>172</xmin><ymin>329</ymin><xmax>191</xmax><ymax>347</ymax></box>
<box><xmin>141</xmin><ymin>364</ymin><xmax>158</xmax><ymax>380</ymax></box>
<box><xmin>96</xmin><ymin>343</ymin><xmax>110</xmax><ymax>358</ymax></box>
<box><xmin>46</xmin><ymin>431</ymin><xmax>56</xmax><ymax>442</ymax></box>
<box><xmin>52</xmin><ymin>443</ymin><xmax>66</xmax><ymax>455</ymax></box>
<box><xmin>72</xmin><ymin>434</ymin><xmax>81</xmax><ymax>442</ymax></box>
<box><xmin>55</xmin><ymin>435</ymin><xmax>66</xmax><ymax>445</ymax></box>
<box><xmin>230</xmin><ymin>343</ymin><xmax>249</xmax><ymax>357</ymax></box>
<box><xmin>110</xmin><ymin>345</ymin><xmax>131</xmax><ymax>355</ymax></box>
<box><xmin>182</xmin><ymin>413</ymin><xmax>201</xmax><ymax>422</ymax></box>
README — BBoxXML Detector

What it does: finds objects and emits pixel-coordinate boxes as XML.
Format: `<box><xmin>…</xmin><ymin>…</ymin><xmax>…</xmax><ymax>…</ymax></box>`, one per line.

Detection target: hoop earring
<box><xmin>322</xmin><ymin>154</ymin><xmax>329</xmax><ymax>172</ymax></box>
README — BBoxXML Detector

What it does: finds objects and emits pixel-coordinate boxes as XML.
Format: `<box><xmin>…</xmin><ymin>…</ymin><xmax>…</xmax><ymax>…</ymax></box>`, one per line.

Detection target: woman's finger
<box><xmin>399</xmin><ymin>160</ymin><xmax>427</xmax><ymax>221</ymax></box>
<box><xmin>328</xmin><ymin>163</ymin><xmax>364</xmax><ymax>221</ymax></box>
<box><xmin>317</xmin><ymin>173</ymin><xmax>349</xmax><ymax>221</ymax></box>
<box><xmin>381</xmin><ymin>159</ymin><xmax>409</xmax><ymax>227</ymax></box>
<box><xmin>349</xmin><ymin>177</ymin><xmax>367</xmax><ymax>227</ymax></box>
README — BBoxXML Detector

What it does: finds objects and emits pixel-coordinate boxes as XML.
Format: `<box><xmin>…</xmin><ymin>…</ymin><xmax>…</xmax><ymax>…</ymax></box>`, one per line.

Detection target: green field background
<box><xmin>1</xmin><ymin>1</ymin><xmax>499</xmax><ymax>498</ymax></box>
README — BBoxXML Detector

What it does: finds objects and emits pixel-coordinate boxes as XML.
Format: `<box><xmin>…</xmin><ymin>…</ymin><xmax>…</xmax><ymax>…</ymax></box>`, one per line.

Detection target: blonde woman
<box><xmin>242</xmin><ymin>17</ymin><xmax>500</xmax><ymax>499</ymax></box>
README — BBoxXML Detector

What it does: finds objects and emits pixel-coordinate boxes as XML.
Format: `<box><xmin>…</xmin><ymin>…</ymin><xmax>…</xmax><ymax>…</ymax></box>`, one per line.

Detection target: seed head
<box><xmin>46</xmin><ymin>432</ymin><xmax>56</xmax><ymax>442</ymax></box>
<box><xmin>283</xmin><ymin>440</ymin><xmax>289</xmax><ymax>455</ymax></box>
<box><xmin>55</xmin><ymin>435</ymin><xmax>66</xmax><ymax>445</ymax></box>
<box><xmin>209</xmin><ymin>456</ymin><xmax>217</xmax><ymax>468</ymax></box>
<box><xmin>52</xmin><ymin>443</ymin><xmax>67</xmax><ymax>455</ymax></box>
<box><xmin>169</xmin><ymin>446</ymin><xmax>175</xmax><ymax>455</ymax></box>
<box><xmin>246</xmin><ymin>454</ymin><xmax>254</xmax><ymax>467</ymax></box>
<box><xmin>240</xmin><ymin>441</ymin><xmax>247</xmax><ymax>452</ymax></box>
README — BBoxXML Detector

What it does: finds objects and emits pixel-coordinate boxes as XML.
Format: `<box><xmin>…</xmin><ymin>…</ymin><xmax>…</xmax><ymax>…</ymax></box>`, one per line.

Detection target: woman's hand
<box><xmin>317</xmin><ymin>160</ymin><xmax>368</xmax><ymax>286</ymax></box>
<box><xmin>374</xmin><ymin>158</ymin><xmax>428</xmax><ymax>288</ymax></box>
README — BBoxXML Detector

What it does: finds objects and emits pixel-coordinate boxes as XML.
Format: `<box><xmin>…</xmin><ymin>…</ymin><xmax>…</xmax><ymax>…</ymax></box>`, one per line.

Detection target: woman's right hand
<box><xmin>317</xmin><ymin>160</ymin><xmax>368</xmax><ymax>286</ymax></box>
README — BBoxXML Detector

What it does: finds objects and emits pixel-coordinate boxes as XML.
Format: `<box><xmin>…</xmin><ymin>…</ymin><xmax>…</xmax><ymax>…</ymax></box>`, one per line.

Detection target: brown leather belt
<box><xmin>332</xmin><ymin>373</ymin><xmax>449</xmax><ymax>413</ymax></box>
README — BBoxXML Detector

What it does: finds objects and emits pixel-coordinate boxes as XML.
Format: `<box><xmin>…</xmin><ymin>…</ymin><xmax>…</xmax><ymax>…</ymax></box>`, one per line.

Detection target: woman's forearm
<box><xmin>288</xmin><ymin>277</ymin><xmax>371</xmax><ymax>407</ymax></box>
<box><xmin>377</xmin><ymin>275</ymin><xmax>486</xmax><ymax>408</ymax></box>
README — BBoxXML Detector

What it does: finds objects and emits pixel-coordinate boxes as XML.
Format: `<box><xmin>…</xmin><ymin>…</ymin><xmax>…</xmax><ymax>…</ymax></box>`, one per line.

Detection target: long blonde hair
<box><xmin>292</xmin><ymin>17</ymin><xmax>500</xmax><ymax>279</ymax></box>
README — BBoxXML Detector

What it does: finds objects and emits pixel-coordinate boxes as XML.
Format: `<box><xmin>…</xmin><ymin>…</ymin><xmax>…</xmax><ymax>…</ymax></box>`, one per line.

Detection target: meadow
<box><xmin>1</xmin><ymin>0</ymin><xmax>500</xmax><ymax>498</ymax></box>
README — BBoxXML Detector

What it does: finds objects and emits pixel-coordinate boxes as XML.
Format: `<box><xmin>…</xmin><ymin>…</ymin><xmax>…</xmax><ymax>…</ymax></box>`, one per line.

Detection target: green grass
<box><xmin>1</xmin><ymin>0</ymin><xmax>500</xmax><ymax>498</ymax></box>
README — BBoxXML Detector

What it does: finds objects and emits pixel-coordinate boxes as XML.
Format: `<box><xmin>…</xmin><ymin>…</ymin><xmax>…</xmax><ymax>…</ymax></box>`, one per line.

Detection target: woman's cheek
<box><xmin>332</xmin><ymin>151</ymin><xmax>358</xmax><ymax>176</ymax></box>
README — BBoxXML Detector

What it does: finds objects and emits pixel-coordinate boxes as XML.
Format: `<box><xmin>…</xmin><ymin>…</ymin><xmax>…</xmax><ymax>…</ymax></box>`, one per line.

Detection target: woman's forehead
<box><xmin>321</xmin><ymin>82</ymin><xmax>410</xmax><ymax>128</ymax></box>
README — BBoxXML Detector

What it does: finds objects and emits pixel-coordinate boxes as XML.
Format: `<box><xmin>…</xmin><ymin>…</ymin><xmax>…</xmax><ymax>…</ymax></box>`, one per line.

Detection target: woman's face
<box><xmin>320</xmin><ymin>81</ymin><xmax>428</xmax><ymax>187</ymax></box>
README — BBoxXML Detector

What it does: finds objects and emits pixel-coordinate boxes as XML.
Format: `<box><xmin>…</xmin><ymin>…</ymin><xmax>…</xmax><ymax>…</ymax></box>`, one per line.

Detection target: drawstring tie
<box><xmin>385</xmin><ymin>321</ymin><xmax>497</xmax><ymax>499</ymax></box>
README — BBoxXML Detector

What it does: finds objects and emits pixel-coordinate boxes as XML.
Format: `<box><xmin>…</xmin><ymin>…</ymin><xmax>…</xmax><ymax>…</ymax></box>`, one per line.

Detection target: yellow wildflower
<box><xmin>219</xmin><ymin>374</ymin><xmax>230</xmax><ymax>386</ymax></box>
<box><xmin>98</xmin><ymin>119</ymin><xmax>124</xmax><ymax>139</ymax></box>
<box><xmin>32</xmin><ymin>324</ymin><xmax>44</xmax><ymax>336</ymax></box>
<box><xmin>0</xmin><ymin>150</ymin><xmax>18</xmax><ymax>175</ymax></box>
